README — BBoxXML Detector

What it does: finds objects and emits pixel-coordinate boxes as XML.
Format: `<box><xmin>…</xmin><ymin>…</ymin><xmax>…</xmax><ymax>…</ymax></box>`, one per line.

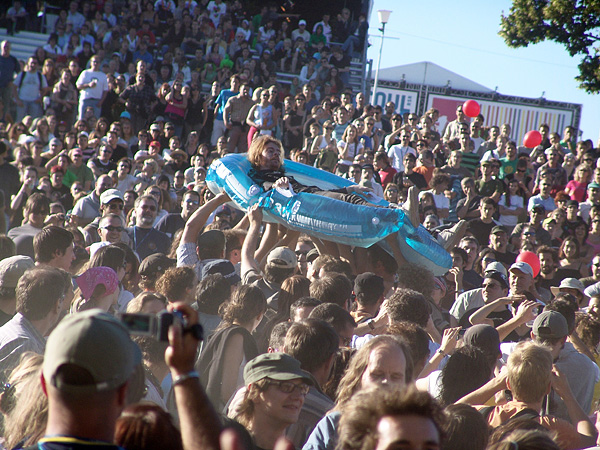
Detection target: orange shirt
<box><xmin>413</xmin><ymin>166</ymin><xmax>434</xmax><ymax>186</ymax></box>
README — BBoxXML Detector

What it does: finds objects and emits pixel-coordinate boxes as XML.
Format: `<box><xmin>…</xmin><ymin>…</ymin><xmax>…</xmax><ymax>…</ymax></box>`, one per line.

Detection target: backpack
<box><xmin>16</xmin><ymin>71</ymin><xmax>43</xmax><ymax>93</ymax></box>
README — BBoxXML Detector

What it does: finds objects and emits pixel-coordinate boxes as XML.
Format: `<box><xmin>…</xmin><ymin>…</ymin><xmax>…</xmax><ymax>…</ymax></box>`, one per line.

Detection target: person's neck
<box><xmin>355</xmin><ymin>303</ymin><xmax>378</xmax><ymax>318</ymax></box>
<box><xmin>511</xmin><ymin>398</ymin><xmax>543</xmax><ymax>412</ymax></box>
<box><xmin>45</xmin><ymin>403</ymin><xmax>119</xmax><ymax>443</ymax></box>
<box><xmin>480</xmin><ymin>216</ymin><xmax>493</xmax><ymax>224</ymax></box>
<box><xmin>136</xmin><ymin>223</ymin><xmax>153</xmax><ymax>230</ymax></box>
<box><xmin>248</xmin><ymin>416</ymin><xmax>288</xmax><ymax>450</ymax></box>
<box><xmin>540</xmin><ymin>269</ymin><xmax>556</xmax><ymax>279</ymax></box>
<box><xmin>29</xmin><ymin>314</ymin><xmax>57</xmax><ymax>337</ymax></box>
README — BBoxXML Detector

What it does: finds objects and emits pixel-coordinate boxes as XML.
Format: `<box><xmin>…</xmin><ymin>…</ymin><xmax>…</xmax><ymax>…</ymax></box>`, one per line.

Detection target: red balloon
<box><xmin>516</xmin><ymin>251</ymin><xmax>540</xmax><ymax>278</ymax></box>
<box><xmin>523</xmin><ymin>130</ymin><xmax>542</xmax><ymax>148</ymax></box>
<box><xmin>462</xmin><ymin>100</ymin><xmax>480</xmax><ymax>118</ymax></box>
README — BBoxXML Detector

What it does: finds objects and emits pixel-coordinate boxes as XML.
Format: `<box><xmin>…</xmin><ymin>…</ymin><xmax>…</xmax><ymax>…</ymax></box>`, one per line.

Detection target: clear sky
<box><xmin>366</xmin><ymin>0</ymin><xmax>599</xmax><ymax>144</ymax></box>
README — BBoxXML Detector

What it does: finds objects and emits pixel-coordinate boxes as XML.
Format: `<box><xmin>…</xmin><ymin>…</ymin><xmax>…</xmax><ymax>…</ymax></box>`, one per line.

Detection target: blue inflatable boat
<box><xmin>206</xmin><ymin>154</ymin><xmax>452</xmax><ymax>275</ymax></box>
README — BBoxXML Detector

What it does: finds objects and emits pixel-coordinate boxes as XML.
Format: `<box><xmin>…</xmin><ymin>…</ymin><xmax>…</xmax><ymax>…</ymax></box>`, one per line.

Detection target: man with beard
<box><xmin>126</xmin><ymin>195</ymin><xmax>170</xmax><ymax>260</ymax></box>
<box><xmin>535</xmin><ymin>245</ymin><xmax>574</xmax><ymax>301</ymax></box>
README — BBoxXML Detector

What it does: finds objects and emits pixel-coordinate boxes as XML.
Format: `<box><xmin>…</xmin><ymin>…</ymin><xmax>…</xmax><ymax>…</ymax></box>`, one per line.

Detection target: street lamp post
<box><xmin>372</xmin><ymin>9</ymin><xmax>391</xmax><ymax>105</ymax></box>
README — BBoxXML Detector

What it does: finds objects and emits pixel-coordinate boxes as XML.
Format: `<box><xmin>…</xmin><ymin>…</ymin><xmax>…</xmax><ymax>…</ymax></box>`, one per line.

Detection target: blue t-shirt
<box><xmin>213</xmin><ymin>89</ymin><xmax>237</xmax><ymax>121</ymax></box>
<box><xmin>0</xmin><ymin>55</ymin><xmax>20</xmax><ymax>88</ymax></box>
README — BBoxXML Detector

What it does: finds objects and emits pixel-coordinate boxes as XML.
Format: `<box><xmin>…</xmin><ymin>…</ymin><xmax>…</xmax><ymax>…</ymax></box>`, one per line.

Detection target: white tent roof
<box><xmin>377</xmin><ymin>61</ymin><xmax>494</xmax><ymax>93</ymax></box>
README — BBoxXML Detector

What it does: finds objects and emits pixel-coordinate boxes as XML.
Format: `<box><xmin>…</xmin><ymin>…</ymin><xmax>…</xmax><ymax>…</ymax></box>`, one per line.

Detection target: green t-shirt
<box><xmin>68</xmin><ymin>164</ymin><xmax>94</xmax><ymax>187</ymax></box>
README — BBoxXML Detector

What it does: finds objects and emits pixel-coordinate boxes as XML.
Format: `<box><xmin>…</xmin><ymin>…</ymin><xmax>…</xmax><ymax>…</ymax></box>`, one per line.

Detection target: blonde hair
<box><xmin>2</xmin><ymin>352</ymin><xmax>47</xmax><ymax>449</ymax></box>
<box><xmin>233</xmin><ymin>378</ymin><xmax>269</xmax><ymax>427</ymax></box>
<box><xmin>247</xmin><ymin>135</ymin><xmax>284</xmax><ymax>169</ymax></box>
<box><xmin>507</xmin><ymin>341</ymin><xmax>552</xmax><ymax>403</ymax></box>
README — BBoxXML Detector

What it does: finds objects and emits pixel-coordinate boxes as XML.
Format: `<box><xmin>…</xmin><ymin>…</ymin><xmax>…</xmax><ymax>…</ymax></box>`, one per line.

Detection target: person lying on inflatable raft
<box><xmin>248</xmin><ymin>135</ymin><xmax>378</xmax><ymax>206</ymax></box>
<box><xmin>244</xmin><ymin>135</ymin><xmax>466</xmax><ymax>253</ymax></box>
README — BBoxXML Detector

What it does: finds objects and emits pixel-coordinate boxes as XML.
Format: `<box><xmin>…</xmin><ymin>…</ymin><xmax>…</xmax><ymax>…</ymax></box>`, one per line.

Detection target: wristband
<box><xmin>172</xmin><ymin>371</ymin><xmax>199</xmax><ymax>386</ymax></box>
<box><xmin>436</xmin><ymin>348</ymin><xmax>446</xmax><ymax>356</ymax></box>
<box><xmin>366</xmin><ymin>319</ymin><xmax>376</xmax><ymax>331</ymax></box>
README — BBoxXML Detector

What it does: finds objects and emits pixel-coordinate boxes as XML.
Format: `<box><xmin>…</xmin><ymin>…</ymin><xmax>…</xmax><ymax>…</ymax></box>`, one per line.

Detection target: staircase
<box><xmin>0</xmin><ymin>28</ymin><xmax>50</xmax><ymax>63</ymax></box>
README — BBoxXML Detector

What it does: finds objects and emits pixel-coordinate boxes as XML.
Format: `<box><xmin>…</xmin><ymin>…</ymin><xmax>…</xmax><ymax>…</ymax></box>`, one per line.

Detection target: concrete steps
<box><xmin>0</xmin><ymin>28</ymin><xmax>50</xmax><ymax>63</ymax></box>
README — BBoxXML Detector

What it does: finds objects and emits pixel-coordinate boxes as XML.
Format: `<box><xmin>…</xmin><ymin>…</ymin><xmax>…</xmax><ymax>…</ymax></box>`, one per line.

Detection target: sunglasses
<box><xmin>102</xmin><ymin>225</ymin><xmax>124</xmax><ymax>232</ymax></box>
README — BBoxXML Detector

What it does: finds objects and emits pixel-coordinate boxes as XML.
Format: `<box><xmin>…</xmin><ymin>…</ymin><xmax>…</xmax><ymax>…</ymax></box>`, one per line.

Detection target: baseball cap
<box><xmin>201</xmin><ymin>259</ymin><xmax>241</xmax><ymax>285</ymax></box>
<box><xmin>75</xmin><ymin>267</ymin><xmax>119</xmax><ymax>301</ymax></box>
<box><xmin>150</xmin><ymin>124</ymin><xmax>161</xmax><ymax>131</ymax></box>
<box><xmin>354</xmin><ymin>272</ymin><xmax>384</xmax><ymax>297</ymax></box>
<box><xmin>298</xmin><ymin>19</ymin><xmax>307</xmax><ymax>26</ymax></box>
<box><xmin>463</xmin><ymin>324</ymin><xmax>501</xmax><ymax>358</ymax></box>
<box><xmin>196</xmin><ymin>229</ymin><xmax>225</xmax><ymax>252</ymax></box>
<box><xmin>155</xmin><ymin>116</ymin><xmax>166</xmax><ymax>123</ymax></box>
<box><xmin>149</xmin><ymin>140</ymin><xmax>161</xmax><ymax>148</ymax></box>
<box><xmin>244</xmin><ymin>353</ymin><xmax>314</xmax><ymax>385</ymax></box>
<box><xmin>0</xmin><ymin>256</ymin><xmax>34</xmax><ymax>289</ymax></box>
<box><xmin>509</xmin><ymin>262</ymin><xmax>534</xmax><ymax>277</ymax></box>
<box><xmin>43</xmin><ymin>309</ymin><xmax>143</xmax><ymax>394</ymax></box>
<box><xmin>530</xmin><ymin>204</ymin><xmax>545</xmax><ymax>213</ymax></box>
<box><xmin>100</xmin><ymin>188</ymin><xmax>124</xmax><ymax>205</ymax></box>
<box><xmin>490</xmin><ymin>226</ymin><xmax>507</xmax><ymax>235</ymax></box>
<box><xmin>532</xmin><ymin>310</ymin><xmax>568</xmax><ymax>340</ymax></box>
<box><xmin>306</xmin><ymin>248</ymin><xmax>319</xmax><ymax>263</ymax></box>
<box><xmin>484</xmin><ymin>270</ymin><xmax>509</xmax><ymax>289</ymax></box>
<box><xmin>480</xmin><ymin>160</ymin><xmax>492</xmax><ymax>166</ymax></box>
<box><xmin>484</xmin><ymin>261</ymin><xmax>507</xmax><ymax>277</ymax></box>
<box><xmin>120</xmin><ymin>111</ymin><xmax>131</xmax><ymax>119</ymax></box>
<box><xmin>78</xmin><ymin>131</ymin><xmax>89</xmax><ymax>138</ymax></box>
<box><xmin>267</xmin><ymin>247</ymin><xmax>297</xmax><ymax>269</ymax></box>
<box><xmin>138</xmin><ymin>253</ymin><xmax>176</xmax><ymax>277</ymax></box>
<box><xmin>589</xmin><ymin>182</ymin><xmax>600</xmax><ymax>190</ymax></box>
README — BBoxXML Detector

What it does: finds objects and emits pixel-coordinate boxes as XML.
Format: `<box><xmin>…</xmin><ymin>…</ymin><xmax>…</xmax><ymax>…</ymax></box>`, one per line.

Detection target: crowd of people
<box><xmin>0</xmin><ymin>0</ymin><xmax>600</xmax><ymax>450</ymax></box>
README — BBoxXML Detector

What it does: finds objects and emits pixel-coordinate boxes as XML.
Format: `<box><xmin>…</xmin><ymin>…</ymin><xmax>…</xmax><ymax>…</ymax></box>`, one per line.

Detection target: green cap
<box><xmin>243</xmin><ymin>353</ymin><xmax>314</xmax><ymax>386</ymax></box>
<box><xmin>43</xmin><ymin>309</ymin><xmax>143</xmax><ymax>394</ymax></box>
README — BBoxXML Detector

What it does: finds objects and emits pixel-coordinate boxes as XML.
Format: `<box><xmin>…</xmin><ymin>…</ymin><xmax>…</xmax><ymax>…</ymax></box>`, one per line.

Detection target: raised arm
<box><xmin>241</xmin><ymin>204</ymin><xmax>263</xmax><ymax>275</ymax></box>
<box><xmin>166</xmin><ymin>302</ymin><xmax>221</xmax><ymax>450</ymax></box>
<box><xmin>181</xmin><ymin>192</ymin><xmax>230</xmax><ymax>245</ymax></box>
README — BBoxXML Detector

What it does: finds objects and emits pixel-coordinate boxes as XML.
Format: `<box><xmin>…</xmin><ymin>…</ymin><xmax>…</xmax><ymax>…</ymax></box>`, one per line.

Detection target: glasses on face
<box><xmin>523</xmin><ymin>231</ymin><xmax>536</xmax><ymax>237</ymax></box>
<box><xmin>101</xmin><ymin>148</ymin><xmax>113</xmax><ymax>154</ymax></box>
<box><xmin>185</xmin><ymin>199</ymin><xmax>199</xmax><ymax>205</ymax></box>
<box><xmin>266</xmin><ymin>380</ymin><xmax>310</xmax><ymax>396</ymax></box>
<box><xmin>102</xmin><ymin>225</ymin><xmax>124</xmax><ymax>232</ymax></box>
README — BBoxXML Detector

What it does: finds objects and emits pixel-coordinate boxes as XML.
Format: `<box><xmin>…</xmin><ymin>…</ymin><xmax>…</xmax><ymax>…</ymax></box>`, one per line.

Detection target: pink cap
<box><xmin>76</xmin><ymin>267</ymin><xmax>119</xmax><ymax>300</ymax></box>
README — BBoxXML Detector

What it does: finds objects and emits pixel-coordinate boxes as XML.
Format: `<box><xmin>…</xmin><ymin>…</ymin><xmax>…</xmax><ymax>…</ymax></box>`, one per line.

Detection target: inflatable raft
<box><xmin>206</xmin><ymin>154</ymin><xmax>452</xmax><ymax>275</ymax></box>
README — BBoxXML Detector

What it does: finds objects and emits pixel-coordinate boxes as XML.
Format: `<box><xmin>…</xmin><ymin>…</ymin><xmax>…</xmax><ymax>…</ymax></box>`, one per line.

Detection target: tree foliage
<box><xmin>499</xmin><ymin>0</ymin><xmax>600</xmax><ymax>93</ymax></box>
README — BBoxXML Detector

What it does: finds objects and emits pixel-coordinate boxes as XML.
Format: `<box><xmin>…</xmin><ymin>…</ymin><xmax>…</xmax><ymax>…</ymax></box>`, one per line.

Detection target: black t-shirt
<box><xmin>127</xmin><ymin>226</ymin><xmax>171</xmax><ymax>261</ymax></box>
<box><xmin>467</xmin><ymin>219</ymin><xmax>496</xmax><ymax>247</ymax></box>
<box><xmin>155</xmin><ymin>213</ymin><xmax>185</xmax><ymax>238</ymax></box>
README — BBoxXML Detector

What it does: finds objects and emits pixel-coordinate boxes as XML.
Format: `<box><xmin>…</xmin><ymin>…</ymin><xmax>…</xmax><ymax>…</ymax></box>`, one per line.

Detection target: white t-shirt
<box><xmin>387</xmin><ymin>145</ymin><xmax>416</xmax><ymax>172</ymax></box>
<box><xmin>76</xmin><ymin>69</ymin><xmax>108</xmax><ymax>100</ymax></box>
<box><xmin>14</xmin><ymin>71</ymin><xmax>48</xmax><ymax>102</ymax></box>
<box><xmin>498</xmin><ymin>194</ymin><xmax>524</xmax><ymax>227</ymax></box>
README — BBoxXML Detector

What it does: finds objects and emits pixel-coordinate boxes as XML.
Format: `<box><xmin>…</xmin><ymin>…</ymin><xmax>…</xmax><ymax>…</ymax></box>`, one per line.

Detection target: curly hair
<box><xmin>155</xmin><ymin>266</ymin><xmax>197</xmax><ymax>303</ymax></box>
